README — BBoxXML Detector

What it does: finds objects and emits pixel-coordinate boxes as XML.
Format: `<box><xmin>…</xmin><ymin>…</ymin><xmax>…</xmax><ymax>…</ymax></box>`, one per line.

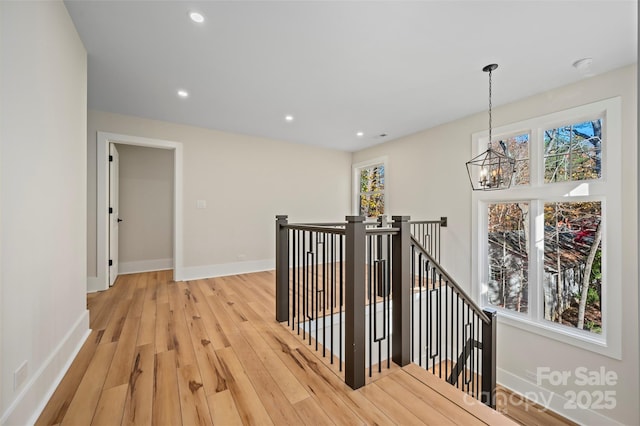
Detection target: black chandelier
<box><xmin>466</xmin><ymin>64</ymin><xmax>515</xmax><ymax>191</ymax></box>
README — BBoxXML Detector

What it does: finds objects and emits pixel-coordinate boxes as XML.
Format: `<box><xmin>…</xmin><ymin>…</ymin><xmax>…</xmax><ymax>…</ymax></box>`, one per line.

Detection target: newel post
<box><xmin>275</xmin><ymin>215</ymin><xmax>289</xmax><ymax>322</ymax></box>
<box><xmin>345</xmin><ymin>215</ymin><xmax>366</xmax><ymax>389</ymax></box>
<box><xmin>481</xmin><ymin>308</ymin><xmax>497</xmax><ymax>408</ymax></box>
<box><xmin>391</xmin><ymin>216</ymin><xmax>411</xmax><ymax>366</ymax></box>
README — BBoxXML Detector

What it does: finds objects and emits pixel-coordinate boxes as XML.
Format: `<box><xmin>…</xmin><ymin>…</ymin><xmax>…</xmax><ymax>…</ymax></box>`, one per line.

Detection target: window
<box><xmin>543</xmin><ymin>201</ymin><xmax>602</xmax><ymax>333</ymax></box>
<box><xmin>487</xmin><ymin>202</ymin><xmax>529</xmax><ymax>313</ymax></box>
<box><xmin>472</xmin><ymin>98</ymin><xmax>621</xmax><ymax>359</ymax></box>
<box><xmin>544</xmin><ymin>119</ymin><xmax>602</xmax><ymax>183</ymax></box>
<box><xmin>353</xmin><ymin>159</ymin><xmax>386</xmax><ymax>218</ymax></box>
<box><xmin>490</xmin><ymin>133</ymin><xmax>530</xmax><ymax>186</ymax></box>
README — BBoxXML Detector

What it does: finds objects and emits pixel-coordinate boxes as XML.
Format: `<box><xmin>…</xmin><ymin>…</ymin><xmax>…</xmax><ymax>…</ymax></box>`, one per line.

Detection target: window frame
<box><xmin>352</xmin><ymin>157</ymin><xmax>388</xmax><ymax>218</ymax></box>
<box><xmin>471</xmin><ymin>97</ymin><xmax>622</xmax><ymax>359</ymax></box>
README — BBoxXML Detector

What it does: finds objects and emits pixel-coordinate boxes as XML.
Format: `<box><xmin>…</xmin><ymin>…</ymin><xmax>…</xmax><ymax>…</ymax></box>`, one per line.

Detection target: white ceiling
<box><xmin>64</xmin><ymin>0</ymin><xmax>637</xmax><ymax>152</ymax></box>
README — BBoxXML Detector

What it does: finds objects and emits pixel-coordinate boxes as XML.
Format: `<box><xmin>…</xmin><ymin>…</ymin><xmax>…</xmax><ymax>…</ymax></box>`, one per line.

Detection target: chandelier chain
<box><xmin>488</xmin><ymin>68</ymin><xmax>492</xmax><ymax>148</ymax></box>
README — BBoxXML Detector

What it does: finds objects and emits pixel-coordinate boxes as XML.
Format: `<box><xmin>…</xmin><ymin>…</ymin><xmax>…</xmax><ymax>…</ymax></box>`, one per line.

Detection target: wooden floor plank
<box><xmin>103</xmin><ymin>310</ymin><xmax>142</xmax><ymax>389</ymax></box>
<box><xmin>390</xmin><ymin>369</ymin><xmax>487</xmax><ymax>425</ymax></box>
<box><xmin>154</xmin><ymin>302</ymin><xmax>172</xmax><ymax>354</ymax></box>
<box><xmin>136</xmin><ymin>282</ymin><xmax>157</xmax><ymax>347</ymax></box>
<box><xmin>273</xmin><ymin>342</ymin><xmax>373</xmax><ymax>425</ymax></box>
<box><xmin>496</xmin><ymin>385</ymin><xmax>578</xmax><ymax>426</ymax></box>
<box><xmin>380</xmin><ymin>372</ymin><xmax>478</xmax><ymax>425</ymax></box>
<box><xmin>177</xmin><ymin>364</ymin><xmax>213</xmax><ymax>426</ymax></box>
<box><xmin>207</xmin><ymin>390</ymin><xmax>242</xmax><ymax>426</ymax></box>
<box><xmin>219</xmin><ymin>323</ymin><xmax>305</xmax><ymax>425</ymax></box>
<box><xmin>38</xmin><ymin>270</ymin><xmax>565</xmax><ymax>426</ymax></box>
<box><xmin>100</xmin><ymin>293</ymin><xmax>133</xmax><ymax>344</ymax></box>
<box><xmin>152</xmin><ymin>350</ymin><xmax>182</xmax><ymax>426</ymax></box>
<box><xmin>90</xmin><ymin>383</ymin><xmax>127</xmax><ymax>426</ymax></box>
<box><xmin>405</xmin><ymin>363</ymin><xmax>518</xmax><ymax>425</ymax></box>
<box><xmin>215</xmin><ymin>346</ymin><xmax>275</xmax><ymax>426</ymax></box>
<box><xmin>358</xmin><ymin>381</ymin><xmax>428</xmax><ymax>425</ymax></box>
<box><xmin>35</xmin><ymin>331</ymin><xmax>102</xmax><ymax>426</ymax></box>
<box><xmin>167</xmin><ymin>283</ymin><xmax>198</xmax><ymax>368</ymax></box>
<box><xmin>59</xmin><ymin>341</ymin><xmax>117</xmax><ymax>426</ymax></box>
<box><xmin>121</xmin><ymin>343</ymin><xmax>154</xmax><ymax>426</ymax></box>
<box><xmin>182</xmin><ymin>282</ymin><xmax>230</xmax><ymax>350</ymax></box>
<box><xmin>292</xmin><ymin>397</ymin><xmax>335</xmax><ymax>426</ymax></box>
<box><xmin>238</xmin><ymin>321</ymin><xmax>309</xmax><ymax>404</ymax></box>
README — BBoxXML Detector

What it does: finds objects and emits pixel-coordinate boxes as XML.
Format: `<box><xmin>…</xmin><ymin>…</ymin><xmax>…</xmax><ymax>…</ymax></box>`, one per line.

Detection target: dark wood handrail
<box><xmin>410</xmin><ymin>235</ymin><xmax>490</xmax><ymax>324</ymax></box>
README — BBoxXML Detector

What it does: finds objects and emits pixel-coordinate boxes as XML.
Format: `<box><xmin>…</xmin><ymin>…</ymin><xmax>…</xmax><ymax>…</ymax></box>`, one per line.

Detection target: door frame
<box><xmin>109</xmin><ymin>142</ymin><xmax>120</xmax><ymax>286</ymax></box>
<box><xmin>96</xmin><ymin>131</ymin><xmax>184</xmax><ymax>291</ymax></box>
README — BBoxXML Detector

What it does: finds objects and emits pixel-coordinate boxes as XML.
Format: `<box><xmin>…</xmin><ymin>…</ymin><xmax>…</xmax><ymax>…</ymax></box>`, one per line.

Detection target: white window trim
<box><xmin>352</xmin><ymin>156</ymin><xmax>388</xmax><ymax>217</ymax></box>
<box><xmin>471</xmin><ymin>97</ymin><xmax>622</xmax><ymax>360</ymax></box>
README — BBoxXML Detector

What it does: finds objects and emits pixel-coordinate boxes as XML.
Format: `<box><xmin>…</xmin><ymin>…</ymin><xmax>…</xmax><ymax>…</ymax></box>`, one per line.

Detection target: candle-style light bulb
<box><xmin>479</xmin><ymin>168</ymin><xmax>488</xmax><ymax>186</ymax></box>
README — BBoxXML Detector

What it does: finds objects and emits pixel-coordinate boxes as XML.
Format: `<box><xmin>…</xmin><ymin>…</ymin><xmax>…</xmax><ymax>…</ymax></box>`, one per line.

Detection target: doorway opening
<box><xmin>95</xmin><ymin>132</ymin><xmax>183</xmax><ymax>291</ymax></box>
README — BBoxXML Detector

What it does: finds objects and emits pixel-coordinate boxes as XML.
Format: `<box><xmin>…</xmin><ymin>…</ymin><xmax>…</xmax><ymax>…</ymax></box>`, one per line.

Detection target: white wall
<box><xmin>353</xmin><ymin>65</ymin><xmax>638</xmax><ymax>425</ymax></box>
<box><xmin>0</xmin><ymin>1</ymin><xmax>89</xmax><ymax>425</ymax></box>
<box><xmin>88</xmin><ymin>110</ymin><xmax>352</xmax><ymax>280</ymax></box>
<box><xmin>116</xmin><ymin>144</ymin><xmax>174</xmax><ymax>274</ymax></box>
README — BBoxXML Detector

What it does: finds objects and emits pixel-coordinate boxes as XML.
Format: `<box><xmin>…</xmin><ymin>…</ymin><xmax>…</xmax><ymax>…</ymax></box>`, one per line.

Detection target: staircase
<box><xmin>275</xmin><ymin>215</ymin><xmax>497</xmax><ymax>408</ymax></box>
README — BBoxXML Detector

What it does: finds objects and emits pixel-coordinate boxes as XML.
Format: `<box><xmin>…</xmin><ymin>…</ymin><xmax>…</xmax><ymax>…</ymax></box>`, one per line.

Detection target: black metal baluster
<box><xmin>437</xmin><ymin>274</ymin><xmax>442</xmax><ymax>379</ymax></box>
<box><xmin>455</xmin><ymin>292</ymin><xmax>459</xmax><ymax>390</ymax></box>
<box><xmin>410</xmin><ymin>245</ymin><xmax>415</xmax><ymax>362</ymax></box>
<box><xmin>445</xmin><ymin>280</ymin><xmax>449</xmax><ymax>383</ymax></box>
<box><xmin>292</xmin><ymin>229</ymin><xmax>296</xmax><ymax>330</ymax></box>
<box><xmin>386</xmin><ymin>234</ymin><xmax>391</xmax><ymax>369</ymax></box>
<box><xmin>330</xmin><ymin>233</ymin><xmax>335</xmax><ymax>365</ymax></box>
<box><xmin>419</xmin><ymin>254</ymin><xmax>424</xmax><ymax>368</ymax></box>
<box><xmin>320</xmin><ymin>233</ymin><xmax>324</xmax><ymax>356</ymax></box>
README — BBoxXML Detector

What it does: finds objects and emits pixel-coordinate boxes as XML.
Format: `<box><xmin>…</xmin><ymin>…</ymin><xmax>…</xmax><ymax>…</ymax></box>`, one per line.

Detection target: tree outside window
<box><xmin>490</xmin><ymin>133</ymin><xmax>530</xmax><ymax>186</ymax></box>
<box><xmin>544</xmin><ymin>120</ymin><xmax>602</xmax><ymax>183</ymax></box>
<box><xmin>487</xmin><ymin>202</ymin><xmax>529</xmax><ymax>313</ymax></box>
<box><xmin>543</xmin><ymin>201</ymin><xmax>602</xmax><ymax>333</ymax></box>
<box><xmin>359</xmin><ymin>164</ymin><xmax>385</xmax><ymax>218</ymax></box>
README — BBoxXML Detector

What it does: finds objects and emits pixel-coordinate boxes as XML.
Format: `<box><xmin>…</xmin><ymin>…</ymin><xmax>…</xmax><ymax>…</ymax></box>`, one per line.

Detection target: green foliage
<box><xmin>359</xmin><ymin>165</ymin><xmax>385</xmax><ymax>217</ymax></box>
<box><xmin>591</xmin><ymin>249</ymin><xmax>602</xmax><ymax>280</ymax></box>
<box><xmin>587</xmin><ymin>286</ymin><xmax>600</xmax><ymax>305</ymax></box>
<box><xmin>585</xmin><ymin>320</ymin><xmax>602</xmax><ymax>334</ymax></box>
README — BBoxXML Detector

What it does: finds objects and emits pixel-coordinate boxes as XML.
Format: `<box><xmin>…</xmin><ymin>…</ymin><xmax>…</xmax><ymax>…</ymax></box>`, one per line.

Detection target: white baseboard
<box><xmin>119</xmin><ymin>258</ymin><xmax>173</xmax><ymax>275</ymax></box>
<box><xmin>497</xmin><ymin>367</ymin><xmax>623</xmax><ymax>425</ymax></box>
<box><xmin>0</xmin><ymin>310</ymin><xmax>90</xmax><ymax>426</ymax></box>
<box><xmin>180</xmin><ymin>259</ymin><xmax>274</xmax><ymax>281</ymax></box>
<box><xmin>86</xmin><ymin>275</ymin><xmax>103</xmax><ymax>293</ymax></box>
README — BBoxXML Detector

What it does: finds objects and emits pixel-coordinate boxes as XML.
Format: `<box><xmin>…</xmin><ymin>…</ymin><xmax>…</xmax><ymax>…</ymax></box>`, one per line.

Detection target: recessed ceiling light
<box><xmin>572</xmin><ymin>57</ymin><xmax>594</xmax><ymax>77</ymax></box>
<box><xmin>177</xmin><ymin>89</ymin><xmax>189</xmax><ymax>98</ymax></box>
<box><xmin>189</xmin><ymin>11</ymin><xmax>205</xmax><ymax>23</ymax></box>
<box><xmin>285</xmin><ymin>115</ymin><xmax>294</xmax><ymax>122</ymax></box>
<box><xmin>356</xmin><ymin>132</ymin><xmax>364</xmax><ymax>137</ymax></box>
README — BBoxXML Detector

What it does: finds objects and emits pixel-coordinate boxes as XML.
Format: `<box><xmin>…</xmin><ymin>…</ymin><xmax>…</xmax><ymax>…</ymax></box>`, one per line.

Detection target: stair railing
<box><xmin>275</xmin><ymin>215</ymin><xmax>496</xmax><ymax>408</ymax></box>
<box><xmin>409</xmin><ymin>236</ymin><xmax>497</xmax><ymax>408</ymax></box>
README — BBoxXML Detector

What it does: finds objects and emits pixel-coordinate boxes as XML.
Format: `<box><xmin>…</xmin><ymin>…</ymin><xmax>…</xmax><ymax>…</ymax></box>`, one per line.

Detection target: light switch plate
<box><xmin>196</xmin><ymin>200</ymin><xmax>206</xmax><ymax>209</ymax></box>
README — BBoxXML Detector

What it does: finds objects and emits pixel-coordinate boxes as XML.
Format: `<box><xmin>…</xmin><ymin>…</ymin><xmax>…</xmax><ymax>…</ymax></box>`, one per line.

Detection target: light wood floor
<box><xmin>36</xmin><ymin>270</ymin><xmax>574</xmax><ymax>425</ymax></box>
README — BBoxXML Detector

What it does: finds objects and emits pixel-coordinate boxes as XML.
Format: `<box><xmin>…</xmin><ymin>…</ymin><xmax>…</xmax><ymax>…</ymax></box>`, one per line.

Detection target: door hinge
<box><xmin>109</xmin><ymin>207</ymin><xmax>113</xmax><ymax>214</ymax></box>
<box><xmin>109</xmin><ymin>259</ymin><xmax>113</xmax><ymax>266</ymax></box>
<box><xmin>109</xmin><ymin>155</ymin><xmax>113</xmax><ymax>162</ymax></box>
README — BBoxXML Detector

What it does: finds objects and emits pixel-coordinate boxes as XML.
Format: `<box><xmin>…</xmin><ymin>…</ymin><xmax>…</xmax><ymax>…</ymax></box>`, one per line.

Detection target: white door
<box><xmin>109</xmin><ymin>143</ymin><xmax>120</xmax><ymax>286</ymax></box>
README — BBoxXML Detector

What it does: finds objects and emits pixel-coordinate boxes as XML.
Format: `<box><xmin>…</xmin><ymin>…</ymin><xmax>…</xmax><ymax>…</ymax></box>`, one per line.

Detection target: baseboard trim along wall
<box><xmin>119</xmin><ymin>258</ymin><xmax>173</xmax><ymax>275</ymax></box>
<box><xmin>0</xmin><ymin>310</ymin><xmax>90</xmax><ymax>426</ymax></box>
<box><xmin>86</xmin><ymin>276</ymin><xmax>102</xmax><ymax>293</ymax></box>
<box><xmin>180</xmin><ymin>259</ymin><xmax>275</xmax><ymax>281</ymax></box>
<box><xmin>497</xmin><ymin>367</ymin><xmax>623</xmax><ymax>426</ymax></box>
<box><xmin>86</xmin><ymin>258</ymin><xmax>274</xmax><ymax>292</ymax></box>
